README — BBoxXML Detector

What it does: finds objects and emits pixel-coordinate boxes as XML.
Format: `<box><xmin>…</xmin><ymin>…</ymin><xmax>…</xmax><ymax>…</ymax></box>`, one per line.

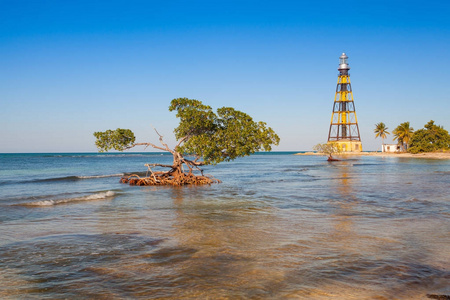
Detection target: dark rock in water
<box><xmin>427</xmin><ymin>294</ymin><xmax>450</xmax><ymax>300</ymax></box>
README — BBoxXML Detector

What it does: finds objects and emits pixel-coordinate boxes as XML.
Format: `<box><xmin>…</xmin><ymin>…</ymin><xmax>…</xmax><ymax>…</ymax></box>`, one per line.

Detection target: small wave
<box><xmin>283</xmin><ymin>168</ymin><xmax>309</xmax><ymax>172</ymax></box>
<box><xmin>76</xmin><ymin>174</ymin><xmax>124</xmax><ymax>179</ymax></box>
<box><xmin>18</xmin><ymin>191</ymin><xmax>116</xmax><ymax>206</ymax></box>
<box><xmin>8</xmin><ymin>174</ymin><xmax>124</xmax><ymax>185</ymax></box>
<box><xmin>1</xmin><ymin>174</ymin><xmax>125</xmax><ymax>186</ymax></box>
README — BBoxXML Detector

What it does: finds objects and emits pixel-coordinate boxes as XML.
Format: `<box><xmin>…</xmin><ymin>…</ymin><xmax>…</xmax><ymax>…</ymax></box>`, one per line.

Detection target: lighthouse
<box><xmin>327</xmin><ymin>53</ymin><xmax>362</xmax><ymax>152</ymax></box>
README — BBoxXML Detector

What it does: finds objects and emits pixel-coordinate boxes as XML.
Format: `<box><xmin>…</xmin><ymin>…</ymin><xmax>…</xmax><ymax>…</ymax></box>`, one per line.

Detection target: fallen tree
<box><xmin>94</xmin><ymin>98</ymin><xmax>280</xmax><ymax>186</ymax></box>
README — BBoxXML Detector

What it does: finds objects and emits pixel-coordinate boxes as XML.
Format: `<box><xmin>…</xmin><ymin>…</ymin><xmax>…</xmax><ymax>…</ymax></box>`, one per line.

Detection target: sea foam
<box><xmin>19</xmin><ymin>191</ymin><xmax>116</xmax><ymax>206</ymax></box>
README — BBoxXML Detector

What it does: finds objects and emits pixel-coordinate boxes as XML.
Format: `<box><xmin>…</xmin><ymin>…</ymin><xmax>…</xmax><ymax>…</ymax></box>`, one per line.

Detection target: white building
<box><xmin>382</xmin><ymin>144</ymin><xmax>399</xmax><ymax>153</ymax></box>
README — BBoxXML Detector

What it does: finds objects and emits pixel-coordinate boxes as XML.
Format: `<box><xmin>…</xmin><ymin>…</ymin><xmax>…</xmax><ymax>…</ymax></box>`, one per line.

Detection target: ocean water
<box><xmin>0</xmin><ymin>152</ymin><xmax>449</xmax><ymax>299</ymax></box>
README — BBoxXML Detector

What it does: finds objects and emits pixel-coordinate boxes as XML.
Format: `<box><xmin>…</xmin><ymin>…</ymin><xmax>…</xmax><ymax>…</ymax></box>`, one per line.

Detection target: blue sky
<box><xmin>1</xmin><ymin>0</ymin><xmax>449</xmax><ymax>152</ymax></box>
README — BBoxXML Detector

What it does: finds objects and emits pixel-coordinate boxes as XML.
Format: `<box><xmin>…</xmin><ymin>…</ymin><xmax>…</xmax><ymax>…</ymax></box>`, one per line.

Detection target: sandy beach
<box><xmin>296</xmin><ymin>151</ymin><xmax>450</xmax><ymax>160</ymax></box>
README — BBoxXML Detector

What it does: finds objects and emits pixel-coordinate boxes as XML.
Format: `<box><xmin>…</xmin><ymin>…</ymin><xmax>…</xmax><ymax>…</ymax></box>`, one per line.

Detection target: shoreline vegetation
<box><xmin>295</xmin><ymin>151</ymin><xmax>450</xmax><ymax>160</ymax></box>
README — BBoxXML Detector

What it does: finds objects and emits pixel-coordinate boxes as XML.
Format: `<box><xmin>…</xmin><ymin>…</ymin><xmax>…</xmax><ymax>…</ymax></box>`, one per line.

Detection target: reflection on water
<box><xmin>0</xmin><ymin>154</ymin><xmax>449</xmax><ymax>299</ymax></box>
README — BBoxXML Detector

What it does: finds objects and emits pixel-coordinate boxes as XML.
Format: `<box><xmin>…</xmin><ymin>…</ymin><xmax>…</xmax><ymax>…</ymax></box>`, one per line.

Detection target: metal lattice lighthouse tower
<box><xmin>328</xmin><ymin>53</ymin><xmax>362</xmax><ymax>152</ymax></box>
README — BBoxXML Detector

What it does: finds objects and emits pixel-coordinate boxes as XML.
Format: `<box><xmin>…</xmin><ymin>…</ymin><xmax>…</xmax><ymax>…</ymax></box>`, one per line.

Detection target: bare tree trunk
<box><xmin>119</xmin><ymin>129</ymin><xmax>220</xmax><ymax>186</ymax></box>
<box><xmin>120</xmin><ymin>149</ymin><xmax>220</xmax><ymax>186</ymax></box>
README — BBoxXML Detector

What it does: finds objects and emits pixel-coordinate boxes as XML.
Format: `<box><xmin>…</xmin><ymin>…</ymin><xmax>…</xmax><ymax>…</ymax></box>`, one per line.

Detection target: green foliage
<box><xmin>313</xmin><ymin>142</ymin><xmax>342</xmax><ymax>159</ymax></box>
<box><xmin>374</xmin><ymin>122</ymin><xmax>390</xmax><ymax>142</ymax></box>
<box><xmin>93</xmin><ymin>98</ymin><xmax>280</xmax><ymax>166</ymax></box>
<box><xmin>170</xmin><ymin>97</ymin><xmax>280</xmax><ymax>165</ymax></box>
<box><xmin>392</xmin><ymin>121</ymin><xmax>414</xmax><ymax>151</ymax></box>
<box><xmin>169</xmin><ymin>98</ymin><xmax>217</xmax><ymax>138</ymax></box>
<box><xmin>93</xmin><ymin>128</ymin><xmax>136</xmax><ymax>152</ymax></box>
<box><xmin>408</xmin><ymin>120</ymin><xmax>450</xmax><ymax>153</ymax></box>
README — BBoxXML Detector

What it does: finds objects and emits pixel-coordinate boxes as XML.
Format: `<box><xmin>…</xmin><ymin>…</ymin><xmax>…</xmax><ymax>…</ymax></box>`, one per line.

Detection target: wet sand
<box><xmin>296</xmin><ymin>151</ymin><xmax>450</xmax><ymax>160</ymax></box>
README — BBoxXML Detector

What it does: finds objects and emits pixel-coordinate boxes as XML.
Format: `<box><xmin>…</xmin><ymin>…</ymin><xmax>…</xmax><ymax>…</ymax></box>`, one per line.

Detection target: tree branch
<box><xmin>145</xmin><ymin>163</ymin><xmax>174</xmax><ymax>169</ymax></box>
<box><xmin>129</xmin><ymin>142</ymin><xmax>167</xmax><ymax>152</ymax></box>
<box><xmin>183</xmin><ymin>157</ymin><xmax>205</xmax><ymax>166</ymax></box>
<box><xmin>152</xmin><ymin>127</ymin><xmax>174</xmax><ymax>154</ymax></box>
<box><xmin>175</xmin><ymin>135</ymin><xmax>190</xmax><ymax>149</ymax></box>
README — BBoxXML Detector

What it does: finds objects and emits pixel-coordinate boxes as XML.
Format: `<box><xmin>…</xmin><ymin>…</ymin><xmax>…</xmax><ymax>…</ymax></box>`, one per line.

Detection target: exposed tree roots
<box><xmin>327</xmin><ymin>157</ymin><xmax>340</xmax><ymax>161</ymax></box>
<box><xmin>120</xmin><ymin>172</ymin><xmax>221</xmax><ymax>186</ymax></box>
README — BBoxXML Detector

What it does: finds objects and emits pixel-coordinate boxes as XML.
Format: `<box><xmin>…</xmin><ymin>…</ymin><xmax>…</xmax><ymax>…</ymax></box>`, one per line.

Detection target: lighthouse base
<box><xmin>329</xmin><ymin>140</ymin><xmax>362</xmax><ymax>153</ymax></box>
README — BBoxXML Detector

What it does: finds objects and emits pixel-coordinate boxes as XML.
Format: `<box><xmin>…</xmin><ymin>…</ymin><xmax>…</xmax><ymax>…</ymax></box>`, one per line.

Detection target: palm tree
<box><xmin>393</xmin><ymin>122</ymin><xmax>414</xmax><ymax>151</ymax></box>
<box><xmin>374</xmin><ymin>122</ymin><xmax>390</xmax><ymax>151</ymax></box>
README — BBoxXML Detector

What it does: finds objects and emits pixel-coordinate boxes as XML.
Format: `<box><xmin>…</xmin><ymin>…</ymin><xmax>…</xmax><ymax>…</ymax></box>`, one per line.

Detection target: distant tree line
<box><xmin>374</xmin><ymin>120</ymin><xmax>450</xmax><ymax>153</ymax></box>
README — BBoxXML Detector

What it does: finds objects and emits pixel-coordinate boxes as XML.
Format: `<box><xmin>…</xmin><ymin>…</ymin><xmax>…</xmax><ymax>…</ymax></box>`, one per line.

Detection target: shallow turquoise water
<box><xmin>0</xmin><ymin>152</ymin><xmax>449</xmax><ymax>299</ymax></box>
